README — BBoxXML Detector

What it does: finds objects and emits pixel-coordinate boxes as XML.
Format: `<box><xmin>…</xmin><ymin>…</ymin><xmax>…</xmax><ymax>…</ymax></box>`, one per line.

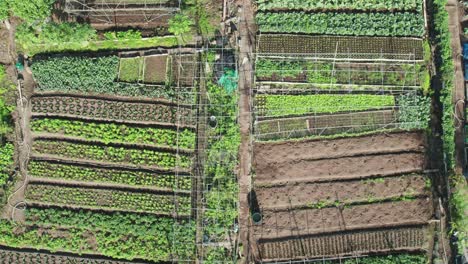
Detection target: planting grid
<box><xmin>249</xmin><ymin>0</ymin><xmax>435</xmax><ymax>262</ymax></box>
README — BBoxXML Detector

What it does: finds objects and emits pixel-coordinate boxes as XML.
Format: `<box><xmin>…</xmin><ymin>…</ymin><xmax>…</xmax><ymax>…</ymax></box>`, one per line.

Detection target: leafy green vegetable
<box><xmin>256</xmin><ymin>94</ymin><xmax>395</xmax><ymax>117</ymax></box>
<box><xmin>256</xmin><ymin>12</ymin><xmax>425</xmax><ymax>37</ymax></box>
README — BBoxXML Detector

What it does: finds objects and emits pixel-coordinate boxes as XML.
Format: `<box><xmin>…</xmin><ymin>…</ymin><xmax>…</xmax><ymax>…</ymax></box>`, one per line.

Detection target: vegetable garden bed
<box><xmin>255</xmin><ymin>0</ymin><xmax>422</xmax><ymax>12</ymax></box>
<box><xmin>32</xmin><ymin>139</ymin><xmax>192</xmax><ymax>170</ymax></box>
<box><xmin>257</xmin><ymin>35</ymin><xmax>425</xmax><ymax>60</ymax></box>
<box><xmin>31</xmin><ymin>118</ymin><xmax>195</xmax><ymax>149</ymax></box>
<box><xmin>255</xmin><ymin>59</ymin><xmax>425</xmax><ymax>87</ymax></box>
<box><xmin>256</xmin><ymin>12</ymin><xmax>425</xmax><ymax>37</ymax></box>
<box><xmin>26</xmin><ymin>183</ymin><xmax>191</xmax><ymax>215</ymax></box>
<box><xmin>255</xmin><ymin>94</ymin><xmax>396</xmax><ymax>117</ymax></box>
<box><xmin>28</xmin><ymin>160</ymin><xmax>192</xmax><ymax>191</ymax></box>
<box><xmin>31</xmin><ymin>95</ymin><xmax>196</xmax><ymax>126</ymax></box>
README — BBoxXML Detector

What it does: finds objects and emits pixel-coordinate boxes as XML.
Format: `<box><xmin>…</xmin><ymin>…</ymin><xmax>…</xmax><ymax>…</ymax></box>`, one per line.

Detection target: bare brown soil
<box><xmin>250</xmin><ymin>132</ymin><xmax>432</xmax><ymax>261</ymax></box>
<box><xmin>255</xmin><ymin>174</ymin><xmax>429</xmax><ymax>210</ymax></box>
<box><xmin>255</xmin><ymin>152</ymin><xmax>425</xmax><ymax>184</ymax></box>
<box><xmin>254</xmin><ymin>199</ymin><xmax>432</xmax><ymax>239</ymax></box>
<box><xmin>171</xmin><ymin>54</ymin><xmax>198</xmax><ymax>87</ymax></box>
<box><xmin>254</xmin><ymin>131</ymin><xmax>425</xmax><ymax>163</ymax></box>
<box><xmin>257</xmin><ymin>226</ymin><xmax>428</xmax><ymax>261</ymax></box>
<box><xmin>144</xmin><ymin>55</ymin><xmax>168</xmax><ymax>84</ymax></box>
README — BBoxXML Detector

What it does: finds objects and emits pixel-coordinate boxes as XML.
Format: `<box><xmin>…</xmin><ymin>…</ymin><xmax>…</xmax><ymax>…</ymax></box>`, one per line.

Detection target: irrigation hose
<box><xmin>454</xmin><ymin>99</ymin><xmax>465</xmax><ymax>129</ymax></box>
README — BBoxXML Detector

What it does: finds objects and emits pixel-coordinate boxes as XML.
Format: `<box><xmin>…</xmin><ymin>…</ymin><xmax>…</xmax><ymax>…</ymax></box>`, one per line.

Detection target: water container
<box><xmin>463</xmin><ymin>43</ymin><xmax>468</xmax><ymax>60</ymax></box>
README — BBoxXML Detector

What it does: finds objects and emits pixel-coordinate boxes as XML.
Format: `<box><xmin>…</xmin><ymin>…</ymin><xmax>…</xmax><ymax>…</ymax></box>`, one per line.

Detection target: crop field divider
<box><xmin>31</xmin><ymin>133</ymin><xmax>195</xmax><ymax>155</ymax></box>
<box><xmin>30</xmin><ymin>154</ymin><xmax>192</xmax><ymax>174</ymax></box>
<box><xmin>27</xmin><ymin>176</ymin><xmax>191</xmax><ymax>195</ymax></box>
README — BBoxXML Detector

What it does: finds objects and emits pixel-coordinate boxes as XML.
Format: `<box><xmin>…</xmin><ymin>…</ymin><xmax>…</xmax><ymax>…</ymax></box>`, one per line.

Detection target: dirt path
<box><xmin>446</xmin><ymin>0</ymin><xmax>466</xmax><ymax>174</ymax></box>
<box><xmin>236</xmin><ymin>0</ymin><xmax>257</xmax><ymax>261</ymax></box>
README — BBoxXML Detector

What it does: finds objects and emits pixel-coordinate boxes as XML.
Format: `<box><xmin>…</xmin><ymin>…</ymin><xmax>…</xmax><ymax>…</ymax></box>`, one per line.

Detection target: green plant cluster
<box><xmin>397</xmin><ymin>94</ymin><xmax>431</xmax><ymax>130</ymax></box>
<box><xmin>119</xmin><ymin>57</ymin><xmax>144</xmax><ymax>83</ymax></box>
<box><xmin>0</xmin><ymin>213</ymin><xmax>195</xmax><ymax>262</ymax></box>
<box><xmin>26</xmin><ymin>184</ymin><xmax>191</xmax><ymax>214</ymax></box>
<box><xmin>0</xmin><ymin>66</ymin><xmax>15</xmax><ymax>138</ymax></box>
<box><xmin>28</xmin><ymin>160</ymin><xmax>192</xmax><ymax>190</ymax></box>
<box><xmin>432</xmin><ymin>0</ymin><xmax>455</xmax><ymax>169</ymax></box>
<box><xmin>203</xmin><ymin>81</ymin><xmax>240</xmax><ymax>262</ymax></box>
<box><xmin>32</xmin><ymin>140</ymin><xmax>192</xmax><ymax>170</ymax></box>
<box><xmin>255</xmin><ymin>94</ymin><xmax>395</xmax><ymax>117</ymax></box>
<box><xmin>31</xmin><ymin>118</ymin><xmax>195</xmax><ymax>149</ymax></box>
<box><xmin>32</xmin><ymin>56</ymin><xmax>119</xmax><ymax>92</ymax></box>
<box><xmin>103</xmin><ymin>29</ymin><xmax>142</xmax><ymax>40</ymax></box>
<box><xmin>256</xmin><ymin>0</ymin><xmax>421</xmax><ymax>12</ymax></box>
<box><xmin>0</xmin><ymin>0</ymin><xmax>54</xmax><ymax>22</ymax></box>
<box><xmin>450</xmin><ymin>179</ymin><xmax>468</xmax><ymax>252</ymax></box>
<box><xmin>256</xmin><ymin>12</ymin><xmax>425</xmax><ymax>37</ymax></box>
<box><xmin>16</xmin><ymin>23</ymin><xmax>97</xmax><ymax>52</ymax></box>
<box><xmin>25</xmin><ymin>207</ymin><xmax>195</xmax><ymax>261</ymax></box>
<box><xmin>0</xmin><ymin>143</ymin><xmax>13</xmax><ymax>187</ymax></box>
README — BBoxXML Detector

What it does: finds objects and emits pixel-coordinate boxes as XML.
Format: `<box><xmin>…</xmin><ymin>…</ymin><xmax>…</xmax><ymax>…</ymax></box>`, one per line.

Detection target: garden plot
<box><xmin>11</xmin><ymin>47</ymin><xmax>201</xmax><ymax>262</ymax></box>
<box><xmin>252</xmin><ymin>93</ymin><xmax>430</xmax><ymax>140</ymax></box>
<box><xmin>250</xmin><ymin>131</ymin><xmax>433</xmax><ymax>261</ymax></box>
<box><xmin>255</xmin><ymin>59</ymin><xmax>425</xmax><ymax>89</ymax></box>
<box><xmin>30</xmin><ymin>94</ymin><xmax>196</xmax><ymax>126</ymax></box>
<box><xmin>170</xmin><ymin>54</ymin><xmax>199</xmax><ymax>87</ymax></box>
<box><xmin>118</xmin><ymin>54</ymin><xmax>169</xmax><ymax>84</ymax></box>
<box><xmin>257</xmin><ymin>35</ymin><xmax>425</xmax><ymax>60</ymax></box>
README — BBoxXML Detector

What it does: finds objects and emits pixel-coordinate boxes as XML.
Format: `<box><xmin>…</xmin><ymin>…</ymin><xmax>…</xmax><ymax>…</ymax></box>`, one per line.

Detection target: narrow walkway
<box><xmin>446</xmin><ymin>0</ymin><xmax>466</xmax><ymax>173</ymax></box>
<box><xmin>236</xmin><ymin>0</ymin><xmax>257</xmax><ymax>262</ymax></box>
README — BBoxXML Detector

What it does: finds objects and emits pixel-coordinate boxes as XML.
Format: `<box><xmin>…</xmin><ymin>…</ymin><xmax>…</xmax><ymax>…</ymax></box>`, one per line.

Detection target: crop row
<box><xmin>256</xmin><ymin>0</ymin><xmax>421</xmax><ymax>12</ymax></box>
<box><xmin>255</xmin><ymin>94</ymin><xmax>395</xmax><ymax>117</ymax></box>
<box><xmin>255</xmin><ymin>59</ymin><xmax>425</xmax><ymax>87</ymax></box>
<box><xmin>31</xmin><ymin>95</ymin><xmax>196</xmax><ymax>126</ymax></box>
<box><xmin>256</xmin><ymin>12</ymin><xmax>425</xmax><ymax>37</ymax></box>
<box><xmin>0</xmin><ymin>248</ymin><xmax>140</xmax><ymax>264</ymax></box>
<box><xmin>28</xmin><ymin>160</ymin><xmax>192</xmax><ymax>190</ymax></box>
<box><xmin>257</xmin><ymin>35</ymin><xmax>425</xmax><ymax>59</ymax></box>
<box><xmin>26</xmin><ymin>184</ymin><xmax>191</xmax><ymax>215</ymax></box>
<box><xmin>24</xmin><ymin>207</ymin><xmax>196</xmax><ymax>261</ymax></box>
<box><xmin>31</xmin><ymin>118</ymin><xmax>195</xmax><ymax>149</ymax></box>
<box><xmin>32</xmin><ymin>140</ymin><xmax>192</xmax><ymax>170</ymax></box>
<box><xmin>31</xmin><ymin>55</ymin><xmax>195</xmax><ymax>102</ymax></box>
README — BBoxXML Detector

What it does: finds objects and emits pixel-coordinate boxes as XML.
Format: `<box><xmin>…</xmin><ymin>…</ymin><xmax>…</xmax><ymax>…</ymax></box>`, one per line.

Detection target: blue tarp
<box><xmin>463</xmin><ymin>43</ymin><xmax>468</xmax><ymax>60</ymax></box>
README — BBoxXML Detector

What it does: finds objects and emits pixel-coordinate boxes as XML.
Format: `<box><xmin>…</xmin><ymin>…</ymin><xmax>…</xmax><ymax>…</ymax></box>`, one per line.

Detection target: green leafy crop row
<box><xmin>24</xmin><ymin>207</ymin><xmax>195</xmax><ymax>261</ymax></box>
<box><xmin>256</xmin><ymin>0</ymin><xmax>421</xmax><ymax>12</ymax></box>
<box><xmin>256</xmin><ymin>12</ymin><xmax>425</xmax><ymax>37</ymax></box>
<box><xmin>28</xmin><ymin>160</ymin><xmax>192</xmax><ymax>190</ymax></box>
<box><xmin>255</xmin><ymin>94</ymin><xmax>395</xmax><ymax>117</ymax></box>
<box><xmin>31</xmin><ymin>118</ymin><xmax>195</xmax><ymax>149</ymax></box>
<box><xmin>32</xmin><ymin>140</ymin><xmax>192</xmax><ymax>170</ymax></box>
<box><xmin>26</xmin><ymin>184</ymin><xmax>191</xmax><ymax>215</ymax></box>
